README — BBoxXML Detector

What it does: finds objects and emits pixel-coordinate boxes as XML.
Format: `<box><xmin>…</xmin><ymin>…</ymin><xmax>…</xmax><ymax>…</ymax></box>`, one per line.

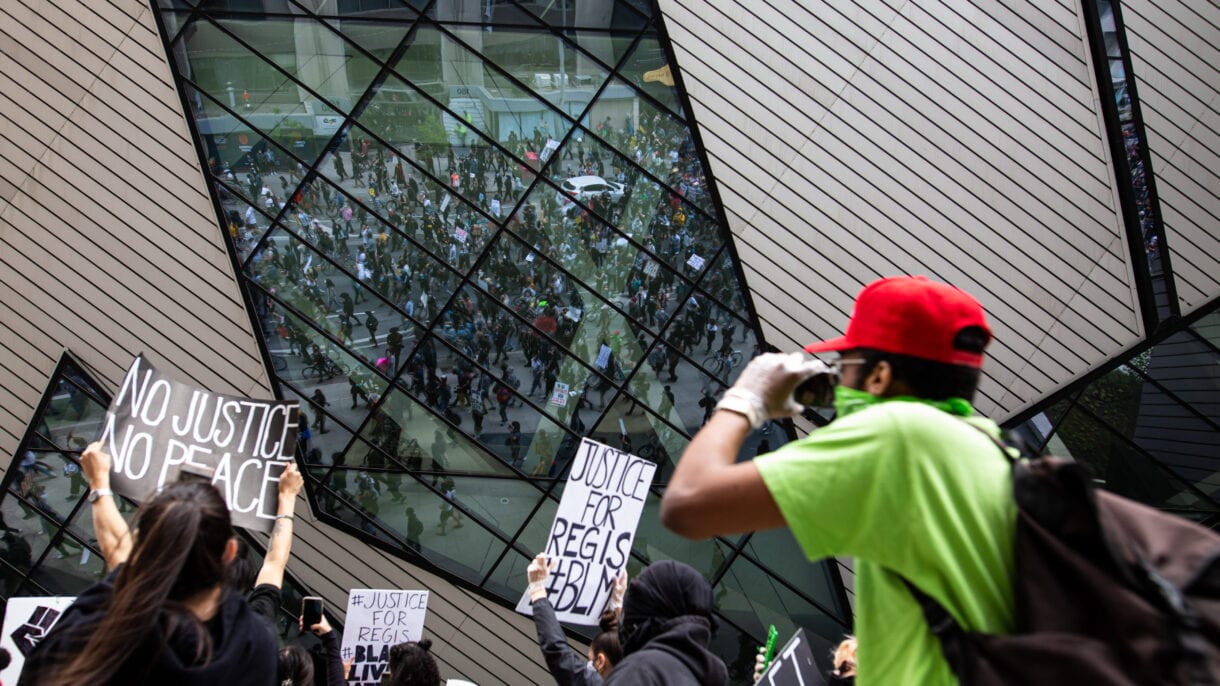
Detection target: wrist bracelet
<box><xmin>275</xmin><ymin>514</ymin><xmax>294</xmax><ymax>521</ymax></box>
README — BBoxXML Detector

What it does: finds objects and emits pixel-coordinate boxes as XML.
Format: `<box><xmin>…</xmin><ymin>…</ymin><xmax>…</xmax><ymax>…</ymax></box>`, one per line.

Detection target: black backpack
<box><xmin>904</xmin><ymin>437</ymin><xmax>1220</xmax><ymax>684</ymax></box>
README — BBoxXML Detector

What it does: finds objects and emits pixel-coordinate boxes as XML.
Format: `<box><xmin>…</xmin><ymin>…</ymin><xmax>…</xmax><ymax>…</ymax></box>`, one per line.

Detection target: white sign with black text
<box><xmin>515</xmin><ymin>438</ymin><xmax>656</xmax><ymax>625</ymax></box>
<box><xmin>341</xmin><ymin>589</ymin><xmax>430</xmax><ymax>686</ymax></box>
<box><xmin>97</xmin><ymin>355</ymin><xmax>299</xmax><ymax>532</ymax></box>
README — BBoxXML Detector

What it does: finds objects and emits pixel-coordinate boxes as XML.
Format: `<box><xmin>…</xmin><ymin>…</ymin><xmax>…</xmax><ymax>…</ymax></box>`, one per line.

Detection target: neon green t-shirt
<box><xmin>755</xmin><ymin>401</ymin><xmax>1016</xmax><ymax>685</ymax></box>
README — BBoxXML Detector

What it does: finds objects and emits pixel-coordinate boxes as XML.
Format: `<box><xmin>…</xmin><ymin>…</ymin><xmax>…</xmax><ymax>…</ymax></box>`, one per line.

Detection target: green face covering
<box><xmin>834</xmin><ymin>385</ymin><xmax>975</xmax><ymax>418</ymax></box>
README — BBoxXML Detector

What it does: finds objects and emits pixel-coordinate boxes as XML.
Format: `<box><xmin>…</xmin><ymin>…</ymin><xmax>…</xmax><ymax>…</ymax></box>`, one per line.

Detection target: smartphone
<box><xmin>301</xmin><ymin>596</ymin><xmax>323</xmax><ymax>627</ymax></box>
<box><xmin>761</xmin><ymin>624</ymin><xmax>779</xmax><ymax>672</ymax></box>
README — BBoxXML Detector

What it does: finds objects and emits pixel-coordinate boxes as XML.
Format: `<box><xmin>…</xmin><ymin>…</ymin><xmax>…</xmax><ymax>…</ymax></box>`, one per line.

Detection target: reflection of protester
<box><xmin>21</xmin><ymin>442</ymin><xmax>278</xmax><ymax>684</ymax></box>
<box><xmin>526</xmin><ymin>553</ymin><xmax>624</xmax><ymax>685</ymax></box>
<box><xmin>311</xmin><ymin>389</ymin><xmax>329</xmax><ymax>433</ymax></box>
<box><xmin>406</xmin><ymin>507</ymin><xmax>424</xmax><ymax>552</ymax></box>
<box><xmin>604</xmin><ymin>561</ymin><xmax>727</xmax><ymax>685</ymax></box>
<box><xmin>506</xmin><ymin>421</ymin><xmax>523</xmax><ymax>468</ymax></box>
<box><xmin>436</xmin><ymin>478</ymin><xmax>463</xmax><ymax>535</ymax></box>
<box><xmin>662</xmin><ymin>276</ymin><xmax>1012</xmax><ymax>684</ymax></box>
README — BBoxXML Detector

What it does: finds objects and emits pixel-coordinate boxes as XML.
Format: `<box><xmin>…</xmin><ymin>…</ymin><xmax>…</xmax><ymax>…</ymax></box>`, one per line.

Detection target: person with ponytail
<box><xmin>19</xmin><ymin>442</ymin><xmax>283</xmax><ymax>685</ymax></box>
<box><xmin>379</xmin><ymin>639</ymin><xmax>440</xmax><ymax>686</ymax></box>
<box><xmin>525</xmin><ymin>553</ymin><xmax>624</xmax><ymax>685</ymax></box>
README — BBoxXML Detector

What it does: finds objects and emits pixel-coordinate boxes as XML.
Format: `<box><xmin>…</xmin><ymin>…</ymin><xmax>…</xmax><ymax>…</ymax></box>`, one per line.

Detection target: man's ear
<box><xmin>863</xmin><ymin>360</ymin><xmax>892</xmax><ymax>396</ymax></box>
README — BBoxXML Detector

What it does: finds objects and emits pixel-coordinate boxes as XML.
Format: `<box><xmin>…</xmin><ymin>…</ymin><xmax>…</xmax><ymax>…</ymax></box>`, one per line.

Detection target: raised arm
<box><xmin>661</xmin><ymin>354</ymin><xmax>823</xmax><ymax>539</ymax></box>
<box><xmin>255</xmin><ymin>461</ymin><xmax>304</xmax><ymax>589</ymax></box>
<box><xmin>80</xmin><ymin>442</ymin><xmax>132</xmax><ymax>570</ymax></box>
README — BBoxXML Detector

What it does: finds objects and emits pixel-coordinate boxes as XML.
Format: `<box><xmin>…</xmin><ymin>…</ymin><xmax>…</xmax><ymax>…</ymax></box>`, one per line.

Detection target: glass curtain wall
<box><xmin>0</xmin><ymin>353</ymin><xmax>328</xmax><ymax>640</ymax></box>
<box><xmin>1007</xmin><ymin>304</ymin><xmax>1220</xmax><ymax>526</ymax></box>
<box><xmin>154</xmin><ymin>0</ymin><xmax>851</xmax><ymax>677</ymax></box>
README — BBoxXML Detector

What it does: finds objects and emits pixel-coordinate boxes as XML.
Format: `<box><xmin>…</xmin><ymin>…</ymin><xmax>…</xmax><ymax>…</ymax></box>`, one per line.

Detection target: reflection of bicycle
<box><xmin>271</xmin><ymin>354</ymin><xmax>287</xmax><ymax>373</ymax></box>
<box><xmin>303</xmin><ymin>356</ymin><xmax>348</xmax><ymax>381</ymax></box>
<box><xmin>702</xmin><ymin>350</ymin><xmax>743</xmax><ymax>378</ymax></box>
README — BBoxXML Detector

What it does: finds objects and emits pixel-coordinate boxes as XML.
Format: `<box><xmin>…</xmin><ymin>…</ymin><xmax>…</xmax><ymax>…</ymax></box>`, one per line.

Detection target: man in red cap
<box><xmin>662</xmin><ymin>276</ymin><xmax>1015</xmax><ymax>685</ymax></box>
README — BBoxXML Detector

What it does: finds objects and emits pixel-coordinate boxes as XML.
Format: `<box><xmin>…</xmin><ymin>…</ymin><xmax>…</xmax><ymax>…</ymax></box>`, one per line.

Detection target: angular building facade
<box><xmin>0</xmin><ymin>0</ymin><xmax>1216</xmax><ymax>683</ymax></box>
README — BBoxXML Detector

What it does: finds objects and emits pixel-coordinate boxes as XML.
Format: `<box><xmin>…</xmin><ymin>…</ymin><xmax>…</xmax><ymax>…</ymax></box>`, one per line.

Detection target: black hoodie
<box><xmin>19</xmin><ymin>568</ymin><xmax>277</xmax><ymax>685</ymax></box>
<box><xmin>604</xmin><ymin>561</ymin><xmax>728</xmax><ymax>686</ymax></box>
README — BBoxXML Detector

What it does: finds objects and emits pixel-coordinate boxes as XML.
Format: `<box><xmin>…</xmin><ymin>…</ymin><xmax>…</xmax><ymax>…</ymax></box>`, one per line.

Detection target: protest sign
<box><xmin>97</xmin><ymin>355</ymin><xmax>299</xmax><ymax>532</ymax></box>
<box><xmin>758</xmin><ymin>628</ymin><xmax>823</xmax><ymax>686</ymax></box>
<box><xmin>594</xmin><ymin>344</ymin><xmax>612</xmax><ymax>370</ymax></box>
<box><xmin>516</xmin><ymin>438</ymin><xmax>656</xmax><ymax>625</ymax></box>
<box><xmin>1</xmin><ymin>596</ymin><xmax>76</xmax><ymax>683</ymax></box>
<box><xmin>454</xmin><ymin>227</ymin><xmax>468</xmax><ymax>243</ymax></box>
<box><xmin>549</xmin><ymin>381</ymin><xmax>569</xmax><ymax>407</ymax></box>
<box><xmin>341</xmin><ymin>589</ymin><xmax>429</xmax><ymax>686</ymax></box>
<box><xmin>490</xmin><ymin>198</ymin><xmax>501</xmax><ymax>217</ymax></box>
<box><xmin>686</xmin><ymin>253</ymin><xmax>705</xmax><ymax>271</ymax></box>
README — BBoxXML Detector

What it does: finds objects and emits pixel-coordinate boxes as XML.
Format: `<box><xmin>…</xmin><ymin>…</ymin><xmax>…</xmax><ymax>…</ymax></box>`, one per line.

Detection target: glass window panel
<box><xmin>1053</xmin><ymin>405</ymin><xmax>1219</xmax><ymax>512</ymax></box>
<box><xmin>696</xmin><ymin>248</ymin><xmax>751</xmax><ymax>319</ymax></box>
<box><xmin>740</xmin><ymin>532</ymin><xmax>847</xmax><ymax>619</ymax></box>
<box><xmin>588</xmin><ymin>390</ymin><xmax>687</xmax><ymax>485</ymax></box>
<box><xmin>176</xmin><ymin>19</ymin><xmax>345</xmax><ymax>167</ymax></box>
<box><xmin>623</xmin><ymin>490</ymin><xmax>732</xmax><ymax>582</ymax></box>
<box><xmin>2</xmin><ymin>488</ymin><xmax>53</xmax><ymax>578</ymax></box>
<box><xmin>34</xmin><ymin>386</ymin><xmax>108</xmax><ymax>454</ymax></box>
<box><xmin>291</xmin><ymin>159</ymin><xmax>465</xmax><ymax>321</ymax></box>
<box><xmin>20</xmin><ymin>527</ymin><xmax>107</xmax><ymax>597</ymax></box>
<box><xmin>212</xmin><ymin>17</ymin><xmax>381</xmax><ymax>114</ymax></box>
<box><xmin>612</xmin><ymin>32</ymin><xmax>686</xmax><ymax>121</ymax></box>
<box><xmin>518</xmin><ymin>0</ymin><xmax>648</xmax><ymax>32</ymax></box>
<box><xmin>321</xmin><ymin>18</ymin><xmax>413</xmax><ymax>67</ymax></box>
<box><xmin>357</xmin><ymin>73</ymin><xmax>530</xmax><ymax>212</ymax></box>
<box><xmin>403</xmin><ymin>24</ymin><xmax>578</xmax><ymax>144</ymax></box>
<box><xmin>252</xmin><ymin>297</ymin><xmax>392</xmax><ymax>411</ymax></box>
<box><xmin>311</xmin><ymin>3</ymin><xmax>420</xmax><ymax>21</ymax></box>
<box><xmin>635</xmin><ymin>338</ymin><xmax>729</xmax><ymax>435</ymax></box>
<box><xmin>714</xmin><ymin>553</ymin><xmax>850</xmax><ymax>658</ymax></box>
<box><xmin>323</xmin><ymin>469</ymin><xmax>512</xmax><ymax>585</ymax></box>
<box><xmin>1145</xmin><ymin>330</ymin><xmax>1220</xmax><ymax>424</ymax></box>
<box><xmin>545</xmin><ymin>124</ymin><xmax>718</xmax><ymax>283</ymax></box>
<box><xmin>363</xmin><ymin>384</ymin><xmax>515</xmax><ymax>477</ymax></box>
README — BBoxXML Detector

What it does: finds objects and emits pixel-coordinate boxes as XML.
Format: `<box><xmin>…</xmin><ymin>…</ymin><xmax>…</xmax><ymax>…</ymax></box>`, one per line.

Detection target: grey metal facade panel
<box><xmin>659</xmin><ymin>0</ymin><xmax>1146</xmax><ymax>421</ymax></box>
<box><xmin>0</xmin><ymin>2</ymin><xmax>568</xmax><ymax>679</ymax></box>
<box><xmin>1120</xmin><ymin>0</ymin><xmax>1220</xmax><ymax>316</ymax></box>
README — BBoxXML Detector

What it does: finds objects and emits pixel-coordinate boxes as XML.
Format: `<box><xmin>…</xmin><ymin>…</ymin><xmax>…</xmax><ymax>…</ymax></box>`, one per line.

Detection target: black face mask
<box><xmin>828</xmin><ymin>675</ymin><xmax>854</xmax><ymax>685</ymax></box>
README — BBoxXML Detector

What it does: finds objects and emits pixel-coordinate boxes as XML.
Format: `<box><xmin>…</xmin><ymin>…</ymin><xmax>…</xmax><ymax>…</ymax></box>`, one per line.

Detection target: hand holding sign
<box><xmin>527</xmin><ymin>554</ymin><xmax>558</xmax><ymax>602</ymax></box>
<box><xmin>516</xmin><ymin>439</ymin><xmax>656</xmax><ymax>625</ymax></box>
<box><xmin>80</xmin><ymin>441</ymin><xmax>111</xmax><ymax>491</ymax></box>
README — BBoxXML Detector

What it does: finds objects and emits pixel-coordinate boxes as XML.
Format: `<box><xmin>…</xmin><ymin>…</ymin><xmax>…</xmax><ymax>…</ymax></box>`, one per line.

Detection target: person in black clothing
<box><xmin>365</xmin><ymin>311</ymin><xmax>379</xmax><ymax>348</ymax></box>
<box><xmin>526</xmin><ymin>553</ymin><xmax>624</xmax><ymax>685</ymax></box>
<box><xmin>311</xmin><ymin>389</ymin><xmax>329</xmax><ymax>433</ymax></box>
<box><xmin>20</xmin><ymin>442</ymin><xmax>279</xmax><ymax>686</ymax></box>
<box><xmin>603</xmin><ymin>560</ymin><xmax>728</xmax><ymax>686</ymax></box>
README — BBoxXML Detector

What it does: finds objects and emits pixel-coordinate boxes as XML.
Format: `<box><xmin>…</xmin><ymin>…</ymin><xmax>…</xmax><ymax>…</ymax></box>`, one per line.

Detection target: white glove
<box><xmin>716</xmin><ymin>353</ymin><xmax>830</xmax><ymax>429</ymax></box>
<box><xmin>527</xmin><ymin>553</ymin><xmax>554</xmax><ymax>601</ymax></box>
<box><xmin>608</xmin><ymin>569</ymin><xmax>628</xmax><ymax>613</ymax></box>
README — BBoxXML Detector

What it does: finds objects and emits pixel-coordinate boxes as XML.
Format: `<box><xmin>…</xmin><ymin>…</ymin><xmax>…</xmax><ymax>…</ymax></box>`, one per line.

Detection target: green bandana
<box><xmin>834</xmin><ymin>386</ymin><xmax>974</xmax><ymax>419</ymax></box>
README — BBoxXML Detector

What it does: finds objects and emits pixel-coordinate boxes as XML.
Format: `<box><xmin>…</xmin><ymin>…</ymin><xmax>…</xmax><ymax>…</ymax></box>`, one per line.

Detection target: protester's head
<box><xmin>830</xmin><ymin>635</ymin><xmax>857</xmax><ymax>680</ymax></box>
<box><xmin>804</xmin><ymin>276</ymin><xmax>991</xmax><ymax>402</ymax></box>
<box><xmin>381</xmin><ymin>639</ymin><xmax>440</xmax><ymax>686</ymax></box>
<box><xmin>588</xmin><ymin>609</ymin><xmax>622</xmax><ymax>677</ymax></box>
<box><xmin>619</xmin><ymin>560</ymin><xmax>714</xmax><ymax>655</ymax></box>
<box><xmin>48</xmin><ymin>480</ymin><xmax>235</xmax><ymax>684</ymax></box>
<box><xmin>278</xmin><ymin>644</ymin><xmax>314</xmax><ymax>686</ymax></box>
<box><xmin>0</xmin><ymin>646</ymin><xmax>11</xmax><ymax>671</ymax></box>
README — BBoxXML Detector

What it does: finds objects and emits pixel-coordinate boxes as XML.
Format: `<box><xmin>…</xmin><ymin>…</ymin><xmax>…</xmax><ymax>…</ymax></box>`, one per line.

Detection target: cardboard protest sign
<box><xmin>758</xmin><ymin>628</ymin><xmax>824</xmax><ymax>686</ymax></box>
<box><xmin>686</xmin><ymin>253</ymin><xmax>705</xmax><ymax>271</ymax></box>
<box><xmin>1</xmin><ymin>596</ymin><xmax>76</xmax><ymax>683</ymax></box>
<box><xmin>97</xmin><ymin>355</ymin><xmax>299</xmax><ymax>532</ymax></box>
<box><xmin>341</xmin><ymin>589</ymin><xmax>429</xmax><ymax>686</ymax></box>
<box><xmin>516</xmin><ymin>438</ymin><xmax>656</xmax><ymax>625</ymax></box>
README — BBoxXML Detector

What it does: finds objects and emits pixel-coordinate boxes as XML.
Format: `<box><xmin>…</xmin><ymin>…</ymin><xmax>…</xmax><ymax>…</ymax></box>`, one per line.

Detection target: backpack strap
<box><xmin>899</xmin><ymin>576</ymin><xmax>968</xmax><ymax>676</ymax></box>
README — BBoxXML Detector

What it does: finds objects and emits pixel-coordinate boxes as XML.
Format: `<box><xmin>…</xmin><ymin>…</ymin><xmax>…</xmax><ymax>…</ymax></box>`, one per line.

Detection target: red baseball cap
<box><xmin>804</xmin><ymin>276</ymin><xmax>992</xmax><ymax>368</ymax></box>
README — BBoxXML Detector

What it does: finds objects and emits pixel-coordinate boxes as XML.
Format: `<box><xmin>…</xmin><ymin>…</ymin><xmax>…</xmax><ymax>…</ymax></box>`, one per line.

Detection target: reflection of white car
<box><xmin>558</xmin><ymin>175</ymin><xmax>625</xmax><ymax>211</ymax></box>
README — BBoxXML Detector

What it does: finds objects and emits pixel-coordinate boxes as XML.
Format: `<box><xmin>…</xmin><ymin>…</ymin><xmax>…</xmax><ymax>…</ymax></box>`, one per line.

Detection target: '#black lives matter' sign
<box><xmin>516</xmin><ymin>438</ymin><xmax>656</xmax><ymax>625</ymax></box>
<box><xmin>97</xmin><ymin>355</ymin><xmax>299</xmax><ymax>532</ymax></box>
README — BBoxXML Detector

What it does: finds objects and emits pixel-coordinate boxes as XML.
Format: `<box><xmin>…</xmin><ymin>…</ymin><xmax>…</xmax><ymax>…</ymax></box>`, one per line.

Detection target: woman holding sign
<box><xmin>19</xmin><ymin>442</ymin><xmax>280</xmax><ymax>686</ymax></box>
<box><xmin>526</xmin><ymin>554</ymin><xmax>624</xmax><ymax>685</ymax></box>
